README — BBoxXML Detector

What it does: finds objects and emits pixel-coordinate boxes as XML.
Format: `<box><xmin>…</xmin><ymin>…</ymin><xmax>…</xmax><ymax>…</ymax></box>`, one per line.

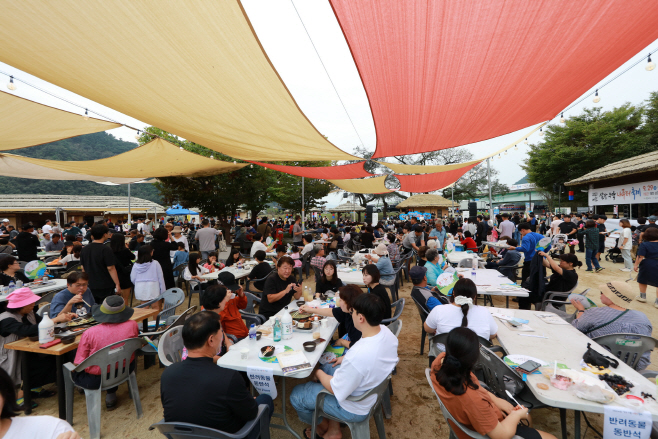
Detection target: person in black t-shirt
<box><xmin>161</xmin><ymin>312</ymin><xmax>273</xmax><ymax>436</ymax></box>
<box><xmin>14</xmin><ymin>224</ymin><xmax>39</xmax><ymax>262</ymax></box>
<box><xmin>247</xmin><ymin>250</ymin><xmax>272</xmax><ymax>292</ymax></box>
<box><xmin>79</xmin><ymin>224</ymin><xmax>122</xmax><ymax>304</ymax></box>
<box><xmin>557</xmin><ymin>216</ymin><xmax>578</xmax><ymax>239</ymax></box>
<box><xmin>259</xmin><ymin>256</ymin><xmax>302</xmax><ymax>318</ymax></box>
<box><xmin>315</xmin><ymin>260</ymin><xmax>344</xmax><ymax>295</ymax></box>
<box><xmin>537</xmin><ymin>251</ymin><xmax>580</xmax><ymax>294</ymax></box>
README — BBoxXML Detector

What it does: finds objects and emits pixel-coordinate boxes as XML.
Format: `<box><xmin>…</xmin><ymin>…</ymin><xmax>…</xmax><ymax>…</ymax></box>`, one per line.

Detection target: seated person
<box><xmin>272</xmin><ymin>244</ymin><xmax>287</xmax><ymax>265</ymax></box>
<box><xmin>203</xmin><ymin>252</ymin><xmax>225</xmax><ymax>272</ymax></box>
<box><xmin>315</xmin><ymin>260</ymin><xmax>344</xmax><ymax>295</ymax></box>
<box><xmin>183</xmin><ymin>252</ymin><xmax>210</xmax><ymax>291</ymax></box>
<box><xmin>310</xmin><ymin>245</ymin><xmax>326</xmax><ymax>271</ymax></box>
<box><xmin>301</xmin><ymin>284</ymin><xmax>362</xmax><ymax>349</ymax></box>
<box><xmin>571</xmin><ymin>282</ymin><xmax>653</xmax><ymax>370</ymax></box>
<box><xmin>215</xmin><ymin>273</ymin><xmax>250</xmax><ymax>340</ymax></box>
<box><xmin>259</xmin><ymin>256</ymin><xmax>301</xmax><ymax>319</ymax></box>
<box><xmin>424</xmin><ymin>248</ymin><xmax>444</xmax><ymax>287</ymax></box>
<box><xmin>409</xmin><ymin>266</ymin><xmax>445</xmax><ymax>312</ymax></box>
<box><xmin>59</xmin><ymin>236</ymin><xmax>76</xmax><ymax>259</ymax></box>
<box><xmin>0</xmin><ymin>256</ymin><xmax>29</xmax><ymax>286</ymax></box>
<box><xmin>44</xmin><ymin>233</ymin><xmax>64</xmax><ymax>252</ymax></box>
<box><xmin>0</xmin><ymin>238</ymin><xmax>14</xmax><ymax>256</ymax></box>
<box><xmin>460</xmin><ymin>231</ymin><xmax>478</xmax><ymax>251</ymax></box>
<box><xmin>362</xmin><ymin>265</ymin><xmax>392</xmax><ymax>319</ymax></box>
<box><xmin>249</xmin><ymin>233</ymin><xmax>268</xmax><ymax>258</ymax></box>
<box><xmin>50</xmin><ymin>272</ymin><xmax>95</xmax><ymax>318</ymax></box>
<box><xmin>58</xmin><ymin>243</ymin><xmax>82</xmax><ymax>267</ymax></box>
<box><xmin>537</xmin><ymin>251</ymin><xmax>580</xmax><ymax>293</ymax></box>
<box><xmin>0</xmin><ymin>288</ymin><xmax>75</xmax><ymax>406</ymax></box>
<box><xmin>128</xmin><ymin>233</ymin><xmax>145</xmax><ymax>251</ymax></box>
<box><xmin>72</xmin><ymin>296</ymin><xmax>138</xmax><ymax>410</ymax></box>
<box><xmin>161</xmin><ymin>312</ymin><xmax>273</xmax><ymax>438</ymax></box>
<box><xmin>431</xmin><ymin>327</ymin><xmax>556</xmax><ymax>439</ymax></box>
<box><xmin>39</xmin><ymin>233</ymin><xmax>52</xmax><ymax>249</ymax></box>
<box><xmin>292</xmin><ymin>294</ymin><xmax>398</xmax><ymax>439</ymax></box>
<box><xmin>248</xmin><ymin>250</ymin><xmax>272</xmax><ymax>291</ymax></box>
<box><xmin>364</xmin><ymin>243</ymin><xmax>395</xmax><ymax>285</ymax></box>
<box><xmin>0</xmin><ymin>367</ymin><xmax>80</xmax><ymax>438</ymax></box>
<box><xmin>424</xmin><ymin>279</ymin><xmax>498</xmax><ymax>351</ymax></box>
<box><xmin>485</xmin><ymin>238</ymin><xmax>521</xmax><ymax>281</ymax></box>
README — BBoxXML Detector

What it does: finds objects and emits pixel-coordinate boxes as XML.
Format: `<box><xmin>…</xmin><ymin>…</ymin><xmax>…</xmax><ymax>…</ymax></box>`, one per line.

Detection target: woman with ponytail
<box><xmin>424</xmin><ymin>278</ymin><xmax>498</xmax><ymax>349</ymax></box>
<box><xmin>430</xmin><ymin>327</ymin><xmax>556</xmax><ymax>439</ymax></box>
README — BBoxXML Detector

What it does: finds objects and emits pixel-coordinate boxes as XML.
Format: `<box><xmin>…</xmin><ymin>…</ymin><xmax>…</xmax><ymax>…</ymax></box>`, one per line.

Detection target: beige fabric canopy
<box><xmin>0</xmin><ymin>91</ymin><xmax>121</xmax><ymax>151</ymax></box>
<box><xmin>0</xmin><ymin>1</ymin><xmax>356</xmax><ymax>161</ymax></box>
<box><xmin>328</xmin><ymin>176</ymin><xmax>392</xmax><ymax>194</ymax></box>
<box><xmin>2</xmin><ymin>138</ymin><xmax>247</xmax><ymax>178</ymax></box>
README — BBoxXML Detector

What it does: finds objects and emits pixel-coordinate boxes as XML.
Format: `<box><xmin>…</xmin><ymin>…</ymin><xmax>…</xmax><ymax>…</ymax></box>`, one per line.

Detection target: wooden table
<box><xmin>493</xmin><ymin>309</ymin><xmax>658</xmax><ymax>438</ymax></box>
<box><xmin>5</xmin><ymin>307</ymin><xmax>158</xmax><ymax>419</ymax></box>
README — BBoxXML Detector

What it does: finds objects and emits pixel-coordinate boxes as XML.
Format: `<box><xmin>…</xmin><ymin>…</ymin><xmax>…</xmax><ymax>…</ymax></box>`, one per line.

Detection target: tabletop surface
<box><xmin>0</xmin><ymin>279</ymin><xmax>67</xmax><ymax>302</ymax></box>
<box><xmin>201</xmin><ymin>261</ymin><xmax>274</xmax><ymax>280</ymax></box>
<box><xmin>337</xmin><ymin>268</ymin><xmax>364</xmax><ymax>286</ymax></box>
<box><xmin>38</xmin><ymin>251</ymin><xmax>62</xmax><ymax>257</ymax></box>
<box><xmin>217</xmin><ymin>302</ymin><xmax>338</xmax><ymax>378</ymax></box>
<box><xmin>460</xmin><ymin>269</ymin><xmax>529</xmax><ymax>297</ymax></box>
<box><xmin>493</xmin><ymin>309</ymin><xmax>658</xmax><ymax>419</ymax></box>
<box><xmin>5</xmin><ymin>307</ymin><xmax>159</xmax><ymax>355</ymax></box>
<box><xmin>446</xmin><ymin>252</ymin><xmax>481</xmax><ymax>263</ymax></box>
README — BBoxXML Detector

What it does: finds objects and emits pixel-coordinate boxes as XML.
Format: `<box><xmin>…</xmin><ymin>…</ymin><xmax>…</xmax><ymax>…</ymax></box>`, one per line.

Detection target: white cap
<box><xmin>1</xmin><ymin>219</ymin><xmax>8</xmax><ymax>223</ymax></box>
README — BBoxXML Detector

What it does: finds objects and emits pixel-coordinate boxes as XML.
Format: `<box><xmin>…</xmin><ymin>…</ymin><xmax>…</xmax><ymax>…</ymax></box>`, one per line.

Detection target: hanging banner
<box><xmin>589</xmin><ymin>181</ymin><xmax>658</xmax><ymax>206</ymax></box>
<box><xmin>246</xmin><ymin>366</ymin><xmax>277</xmax><ymax>399</ymax></box>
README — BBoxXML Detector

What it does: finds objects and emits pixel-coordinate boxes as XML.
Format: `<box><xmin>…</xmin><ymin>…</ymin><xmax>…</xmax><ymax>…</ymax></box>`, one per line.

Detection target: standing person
<box><xmin>80</xmin><ymin>224</ymin><xmax>122</xmax><ymax>304</ymax></box>
<box><xmin>195</xmin><ymin>219</ymin><xmax>221</xmax><ymax>261</ymax></box>
<box><xmin>110</xmin><ymin>233</ymin><xmax>135</xmax><ymax>305</ymax></box>
<box><xmin>362</xmin><ymin>264</ymin><xmax>392</xmax><ymax>319</ymax></box>
<box><xmin>292</xmin><ymin>216</ymin><xmax>304</xmax><ymax>247</ymax></box>
<box><xmin>171</xmin><ymin>226</ymin><xmax>189</xmax><ymax>257</ymax></box>
<box><xmin>498</xmin><ymin>213</ymin><xmax>515</xmax><ymax>242</ymax></box>
<box><xmin>260</xmin><ymin>256</ymin><xmax>302</xmax><ymax>319</ymax></box>
<box><xmin>150</xmin><ymin>227</ymin><xmax>178</xmax><ymax>290</ymax></box>
<box><xmin>131</xmin><ymin>245</ymin><xmax>166</xmax><ymax>311</ymax></box>
<box><xmin>15</xmin><ymin>224</ymin><xmax>39</xmax><ymax>262</ymax></box>
<box><xmin>576</xmin><ymin>214</ymin><xmax>587</xmax><ymax>253</ymax></box>
<box><xmin>594</xmin><ymin>215</ymin><xmax>608</xmax><ymax>262</ymax></box>
<box><xmin>618</xmin><ymin>219</ymin><xmax>633</xmax><ymax>272</ymax></box>
<box><xmin>550</xmin><ymin>215</ymin><xmax>563</xmax><ymax>236</ymax></box>
<box><xmin>475</xmin><ymin>215</ymin><xmax>487</xmax><ymax>248</ymax></box>
<box><xmin>515</xmin><ymin>223</ymin><xmax>545</xmax><ymax>282</ymax></box>
<box><xmin>41</xmin><ymin>219</ymin><xmax>53</xmax><ymax>235</ymax></box>
<box><xmin>635</xmin><ymin>227</ymin><xmax>658</xmax><ymax>306</ymax></box>
<box><xmin>557</xmin><ymin>215</ymin><xmax>578</xmax><ymax>248</ymax></box>
<box><xmin>582</xmin><ymin>220</ymin><xmax>603</xmax><ymax>272</ymax></box>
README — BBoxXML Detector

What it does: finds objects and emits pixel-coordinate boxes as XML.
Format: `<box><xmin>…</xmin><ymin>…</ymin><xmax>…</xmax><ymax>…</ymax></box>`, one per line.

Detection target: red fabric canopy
<box><xmin>249</xmin><ymin>161</ymin><xmax>372</xmax><ymax>179</ymax></box>
<box><xmin>396</xmin><ymin>163</ymin><xmax>479</xmax><ymax>193</ymax></box>
<box><xmin>330</xmin><ymin>0</ymin><xmax>658</xmax><ymax>158</ymax></box>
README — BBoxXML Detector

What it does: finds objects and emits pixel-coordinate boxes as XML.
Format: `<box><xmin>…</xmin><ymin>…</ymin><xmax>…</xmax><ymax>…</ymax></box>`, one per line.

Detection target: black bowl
<box><xmin>28</xmin><ymin>335</ymin><xmax>39</xmax><ymax>342</ymax></box>
<box><xmin>303</xmin><ymin>341</ymin><xmax>316</xmax><ymax>352</ymax></box>
<box><xmin>60</xmin><ymin>334</ymin><xmax>76</xmax><ymax>344</ymax></box>
<box><xmin>256</xmin><ymin>331</ymin><xmax>262</xmax><ymax>341</ymax></box>
<box><xmin>296</xmin><ymin>301</ymin><xmax>305</xmax><ymax>307</ymax></box>
<box><xmin>260</xmin><ymin>345</ymin><xmax>275</xmax><ymax>357</ymax></box>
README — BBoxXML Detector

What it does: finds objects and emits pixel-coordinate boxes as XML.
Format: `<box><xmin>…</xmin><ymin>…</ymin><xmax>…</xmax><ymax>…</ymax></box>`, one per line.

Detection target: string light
<box><xmin>498</xmin><ymin>154</ymin><xmax>501</xmax><ymax>159</ymax></box>
<box><xmin>83</xmin><ymin>109</ymin><xmax>89</xmax><ymax>121</ymax></box>
<box><xmin>514</xmin><ymin>144</ymin><xmax>518</xmax><ymax>151</ymax></box>
<box><xmin>560</xmin><ymin>113</ymin><xmax>565</xmax><ymax>123</ymax></box>
<box><xmin>646</xmin><ymin>54</ymin><xmax>655</xmax><ymax>71</ymax></box>
<box><xmin>593</xmin><ymin>89</ymin><xmax>600</xmax><ymax>103</ymax></box>
<box><xmin>504</xmin><ymin>150</ymin><xmax>508</xmax><ymax>155</ymax></box>
<box><xmin>524</xmin><ymin>138</ymin><xmax>528</xmax><ymax>145</ymax></box>
<box><xmin>135</xmin><ymin>130</ymin><xmax>140</xmax><ymax>140</ymax></box>
<box><xmin>179</xmin><ymin>146</ymin><xmax>183</xmax><ymax>151</ymax></box>
<box><xmin>539</xmin><ymin>127</ymin><xmax>544</xmax><ymax>137</ymax></box>
<box><xmin>6</xmin><ymin>76</ymin><xmax>15</xmax><ymax>91</ymax></box>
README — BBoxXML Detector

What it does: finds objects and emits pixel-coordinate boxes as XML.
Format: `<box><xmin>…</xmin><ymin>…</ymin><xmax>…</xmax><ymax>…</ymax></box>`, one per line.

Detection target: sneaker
<box><xmin>596</xmin><ymin>267</ymin><xmax>605</xmax><ymax>273</ymax></box>
<box><xmin>585</xmin><ymin>269</ymin><xmax>593</xmax><ymax>272</ymax></box>
<box><xmin>105</xmin><ymin>393</ymin><xmax>118</xmax><ymax>411</ymax></box>
<box><xmin>620</xmin><ymin>268</ymin><xmax>631</xmax><ymax>272</ymax></box>
<box><xmin>637</xmin><ymin>294</ymin><xmax>647</xmax><ymax>303</ymax></box>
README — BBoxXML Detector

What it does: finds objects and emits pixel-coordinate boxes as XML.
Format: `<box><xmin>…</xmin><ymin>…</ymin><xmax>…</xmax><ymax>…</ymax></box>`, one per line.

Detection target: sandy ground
<box><xmin>25</xmin><ymin>254</ymin><xmax>658</xmax><ymax>439</ymax></box>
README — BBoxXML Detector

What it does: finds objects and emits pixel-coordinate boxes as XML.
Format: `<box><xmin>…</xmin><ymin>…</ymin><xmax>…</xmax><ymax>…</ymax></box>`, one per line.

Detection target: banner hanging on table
<box><xmin>588</xmin><ymin>181</ymin><xmax>658</xmax><ymax>206</ymax></box>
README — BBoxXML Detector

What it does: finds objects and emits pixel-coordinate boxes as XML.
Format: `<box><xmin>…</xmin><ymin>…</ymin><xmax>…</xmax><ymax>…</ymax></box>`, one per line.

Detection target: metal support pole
<box><xmin>487</xmin><ymin>158</ymin><xmax>493</xmax><ymax>219</ymax></box>
<box><xmin>301</xmin><ymin>177</ymin><xmax>305</xmax><ymax>233</ymax></box>
<box><xmin>451</xmin><ymin>185</ymin><xmax>454</xmax><ymax>216</ymax></box>
<box><xmin>127</xmin><ymin>183</ymin><xmax>132</xmax><ymax>224</ymax></box>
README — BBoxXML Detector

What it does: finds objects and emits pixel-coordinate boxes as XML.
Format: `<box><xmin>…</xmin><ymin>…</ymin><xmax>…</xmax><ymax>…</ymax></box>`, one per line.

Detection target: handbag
<box><xmin>218</xmin><ymin>234</ymin><xmax>227</xmax><ymax>253</ymax></box>
<box><xmin>583</xmin><ymin>342</ymin><xmax>619</xmax><ymax>369</ymax></box>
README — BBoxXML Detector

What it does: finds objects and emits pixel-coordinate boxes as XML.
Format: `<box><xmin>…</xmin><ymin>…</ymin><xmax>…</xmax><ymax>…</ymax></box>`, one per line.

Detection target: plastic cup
<box><xmin>240</xmin><ymin>348</ymin><xmax>249</xmax><ymax>360</ymax></box>
<box><xmin>321</xmin><ymin>319</ymin><xmax>329</xmax><ymax>329</ymax></box>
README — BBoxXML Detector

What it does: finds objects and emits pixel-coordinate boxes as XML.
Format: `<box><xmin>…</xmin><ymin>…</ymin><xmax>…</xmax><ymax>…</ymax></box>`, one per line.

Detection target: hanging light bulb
<box><xmin>593</xmin><ymin>89</ymin><xmax>600</xmax><ymax>103</ymax></box>
<box><xmin>179</xmin><ymin>146</ymin><xmax>183</xmax><ymax>151</ymax></box>
<box><xmin>135</xmin><ymin>130</ymin><xmax>140</xmax><ymax>140</ymax></box>
<box><xmin>82</xmin><ymin>109</ymin><xmax>89</xmax><ymax>121</ymax></box>
<box><xmin>504</xmin><ymin>150</ymin><xmax>508</xmax><ymax>155</ymax></box>
<box><xmin>250</xmin><ymin>164</ymin><xmax>253</xmax><ymax>168</ymax></box>
<box><xmin>6</xmin><ymin>75</ymin><xmax>16</xmax><ymax>91</ymax></box>
<box><xmin>514</xmin><ymin>144</ymin><xmax>518</xmax><ymax>151</ymax></box>
<box><xmin>524</xmin><ymin>138</ymin><xmax>528</xmax><ymax>145</ymax></box>
<box><xmin>539</xmin><ymin>127</ymin><xmax>544</xmax><ymax>137</ymax></box>
<box><xmin>498</xmin><ymin>154</ymin><xmax>501</xmax><ymax>159</ymax></box>
<box><xmin>646</xmin><ymin>54</ymin><xmax>655</xmax><ymax>71</ymax></box>
<box><xmin>560</xmin><ymin>113</ymin><xmax>565</xmax><ymax>123</ymax></box>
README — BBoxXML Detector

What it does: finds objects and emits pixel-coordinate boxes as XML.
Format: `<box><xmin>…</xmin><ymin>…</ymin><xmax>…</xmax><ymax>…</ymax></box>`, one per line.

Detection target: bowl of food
<box><xmin>60</xmin><ymin>334</ymin><xmax>76</xmax><ymax>344</ymax></box>
<box><xmin>260</xmin><ymin>345</ymin><xmax>275</xmax><ymax>357</ymax></box>
<box><xmin>256</xmin><ymin>331</ymin><xmax>262</xmax><ymax>341</ymax></box>
<box><xmin>296</xmin><ymin>301</ymin><xmax>305</xmax><ymax>307</ymax></box>
<box><xmin>303</xmin><ymin>341</ymin><xmax>316</xmax><ymax>352</ymax></box>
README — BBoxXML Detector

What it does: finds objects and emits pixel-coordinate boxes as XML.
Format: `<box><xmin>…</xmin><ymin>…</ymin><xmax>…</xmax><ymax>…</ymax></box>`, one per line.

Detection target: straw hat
<box><xmin>172</xmin><ymin>226</ymin><xmax>183</xmax><ymax>234</ymax></box>
<box><xmin>6</xmin><ymin>288</ymin><xmax>40</xmax><ymax>309</ymax></box>
<box><xmin>599</xmin><ymin>282</ymin><xmax>635</xmax><ymax>308</ymax></box>
<box><xmin>374</xmin><ymin>243</ymin><xmax>389</xmax><ymax>256</ymax></box>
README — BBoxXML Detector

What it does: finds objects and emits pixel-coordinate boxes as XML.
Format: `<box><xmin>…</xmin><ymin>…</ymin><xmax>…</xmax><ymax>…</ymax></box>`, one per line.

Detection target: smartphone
<box><xmin>517</xmin><ymin>360</ymin><xmax>541</xmax><ymax>374</ymax></box>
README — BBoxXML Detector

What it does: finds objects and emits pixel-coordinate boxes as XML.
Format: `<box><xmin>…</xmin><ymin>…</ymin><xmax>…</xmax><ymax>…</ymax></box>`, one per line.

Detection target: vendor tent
<box><xmin>166</xmin><ymin>204</ymin><xmax>199</xmax><ymax>215</ymax></box>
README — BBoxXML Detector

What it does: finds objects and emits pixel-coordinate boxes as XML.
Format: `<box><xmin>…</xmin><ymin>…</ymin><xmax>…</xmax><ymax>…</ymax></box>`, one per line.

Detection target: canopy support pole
<box><xmin>487</xmin><ymin>158</ymin><xmax>493</xmax><ymax>220</ymax></box>
<box><xmin>301</xmin><ymin>177</ymin><xmax>305</xmax><ymax>233</ymax></box>
<box><xmin>127</xmin><ymin>183</ymin><xmax>132</xmax><ymax>224</ymax></box>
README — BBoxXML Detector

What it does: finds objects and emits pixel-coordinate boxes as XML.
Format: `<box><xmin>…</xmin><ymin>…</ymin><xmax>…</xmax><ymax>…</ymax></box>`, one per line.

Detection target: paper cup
<box><xmin>240</xmin><ymin>348</ymin><xmax>249</xmax><ymax>360</ymax></box>
<box><xmin>321</xmin><ymin>319</ymin><xmax>329</xmax><ymax>329</ymax></box>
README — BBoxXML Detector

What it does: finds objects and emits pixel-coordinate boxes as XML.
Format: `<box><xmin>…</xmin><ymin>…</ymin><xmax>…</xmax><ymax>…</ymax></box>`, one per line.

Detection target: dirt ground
<box><xmin>27</xmin><ymin>254</ymin><xmax>658</xmax><ymax>439</ymax></box>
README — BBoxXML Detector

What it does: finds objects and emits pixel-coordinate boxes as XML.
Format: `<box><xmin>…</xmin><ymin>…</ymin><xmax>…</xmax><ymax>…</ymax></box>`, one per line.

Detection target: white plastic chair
<box><xmin>158</xmin><ymin>325</ymin><xmax>185</xmax><ymax>367</ymax></box>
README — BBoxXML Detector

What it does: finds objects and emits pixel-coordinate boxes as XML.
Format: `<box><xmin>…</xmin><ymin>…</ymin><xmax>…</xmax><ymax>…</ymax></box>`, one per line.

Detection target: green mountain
<box><xmin>0</xmin><ymin>132</ymin><xmax>163</xmax><ymax>203</ymax></box>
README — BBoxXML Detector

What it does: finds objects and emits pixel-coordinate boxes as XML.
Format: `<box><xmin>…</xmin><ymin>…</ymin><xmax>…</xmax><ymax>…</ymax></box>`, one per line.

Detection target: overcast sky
<box><xmin>1</xmin><ymin>0</ymin><xmax>657</xmax><ymax>208</ymax></box>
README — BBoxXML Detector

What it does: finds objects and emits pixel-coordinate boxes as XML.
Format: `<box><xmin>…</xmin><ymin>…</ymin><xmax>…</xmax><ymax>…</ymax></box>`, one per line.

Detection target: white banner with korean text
<box><xmin>589</xmin><ymin>181</ymin><xmax>658</xmax><ymax>206</ymax></box>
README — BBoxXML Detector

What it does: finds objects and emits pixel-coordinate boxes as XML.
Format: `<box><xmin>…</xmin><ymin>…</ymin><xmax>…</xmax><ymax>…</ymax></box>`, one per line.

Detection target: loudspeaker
<box><xmin>365</xmin><ymin>205</ymin><xmax>374</xmax><ymax>223</ymax></box>
<box><xmin>468</xmin><ymin>202</ymin><xmax>477</xmax><ymax>218</ymax></box>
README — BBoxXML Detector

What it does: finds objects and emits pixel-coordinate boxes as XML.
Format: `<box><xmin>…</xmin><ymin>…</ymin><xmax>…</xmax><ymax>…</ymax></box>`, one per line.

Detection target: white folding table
<box><xmin>217</xmin><ymin>303</ymin><xmax>338</xmax><ymax>439</ymax></box>
<box><xmin>336</xmin><ymin>268</ymin><xmax>364</xmax><ymax>286</ymax></box>
<box><xmin>493</xmin><ymin>309</ymin><xmax>658</xmax><ymax>439</ymax></box>
<box><xmin>460</xmin><ymin>268</ymin><xmax>529</xmax><ymax>307</ymax></box>
<box><xmin>0</xmin><ymin>278</ymin><xmax>67</xmax><ymax>302</ymax></box>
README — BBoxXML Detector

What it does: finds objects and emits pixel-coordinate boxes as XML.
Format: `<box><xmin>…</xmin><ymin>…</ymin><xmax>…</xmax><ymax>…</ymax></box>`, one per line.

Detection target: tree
<box><xmin>523</xmin><ymin>103</ymin><xmax>655</xmax><ymax>198</ymax></box>
<box><xmin>442</xmin><ymin>164</ymin><xmax>508</xmax><ymax>202</ymax></box>
<box><xmin>268</xmin><ymin>162</ymin><xmax>334</xmax><ymax>216</ymax></box>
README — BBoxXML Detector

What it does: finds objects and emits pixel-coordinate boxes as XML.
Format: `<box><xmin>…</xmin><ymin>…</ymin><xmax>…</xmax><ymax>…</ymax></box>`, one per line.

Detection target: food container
<box><xmin>260</xmin><ymin>345</ymin><xmax>275</xmax><ymax>357</ymax></box>
<box><xmin>550</xmin><ymin>374</ymin><xmax>573</xmax><ymax>390</ymax></box>
<box><xmin>256</xmin><ymin>331</ymin><xmax>262</xmax><ymax>341</ymax></box>
<box><xmin>296</xmin><ymin>301</ymin><xmax>305</xmax><ymax>307</ymax></box>
<box><xmin>303</xmin><ymin>341</ymin><xmax>316</xmax><ymax>352</ymax></box>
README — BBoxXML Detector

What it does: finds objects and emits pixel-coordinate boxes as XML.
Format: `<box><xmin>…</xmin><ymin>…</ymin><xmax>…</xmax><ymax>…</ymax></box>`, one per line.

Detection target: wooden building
<box><xmin>397</xmin><ymin>194</ymin><xmax>452</xmax><ymax>218</ymax></box>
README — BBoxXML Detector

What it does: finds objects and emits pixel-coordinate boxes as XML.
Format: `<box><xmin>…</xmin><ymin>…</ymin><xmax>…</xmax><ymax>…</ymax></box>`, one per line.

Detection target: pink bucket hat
<box><xmin>6</xmin><ymin>288</ymin><xmax>40</xmax><ymax>309</ymax></box>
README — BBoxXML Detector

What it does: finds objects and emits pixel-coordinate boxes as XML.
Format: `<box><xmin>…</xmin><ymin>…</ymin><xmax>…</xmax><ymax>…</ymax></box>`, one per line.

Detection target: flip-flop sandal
<box><xmin>302</xmin><ymin>427</ymin><xmax>322</xmax><ymax>439</ymax></box>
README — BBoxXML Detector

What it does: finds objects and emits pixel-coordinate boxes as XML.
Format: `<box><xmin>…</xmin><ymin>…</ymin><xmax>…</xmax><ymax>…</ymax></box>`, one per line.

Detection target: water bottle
<box><xmin>38</xmin><ymin>312</ymin><xmax>55</xmax><ymax>344</ymax></box>
<box><xmin>15</xmin><ymin>280</ymin><xmax>23</xmax><ymax>288</ymax></box>
<box><xmin>281</xmin><ymin>306</ymin><xmax>293</xmax><ymax>340</ymax></box>
<box><xmin>471</xmin><ymin>271</ymin><xmax>477</xmax><ymax>282</ymax></box>
<box><xmin>273</xmin><ymin>317</ymin><xmax>282</xmax><ymax>342</ymax></box>
<box><xmin>7</xmin><ymin>281</ymin><xmax>15</xmax><ymax>294</ymax></box>
<box><xmin>248</xmin><ymin>324</ymin><xmax>257</xmax><ymax>341</ymax></box>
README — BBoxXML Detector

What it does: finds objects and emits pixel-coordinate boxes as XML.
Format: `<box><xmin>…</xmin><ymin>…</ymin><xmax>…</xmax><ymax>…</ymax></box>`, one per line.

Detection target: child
<box><xmin>203</xmin><ymin>251</ymin><xmax>225</xmax><ymax>272</ymax></box>
<box><xmin>172</xmin><ymin>241</ymin><xmax>189</xmax><ymax>277</ymax></box>
<box><xmin>130</xmin><ymin>245</ymin><xmax>166</xmax><ymax>311</ymax></box>
<box><xmin>183</xmin><ymin>252</ymin><xmax>210</xmax><ymax>291</ymax></box>
<box><xmin>290</xmin><ymin>245</ymin><xmax>302</xmax><ymax>268</ymax></box>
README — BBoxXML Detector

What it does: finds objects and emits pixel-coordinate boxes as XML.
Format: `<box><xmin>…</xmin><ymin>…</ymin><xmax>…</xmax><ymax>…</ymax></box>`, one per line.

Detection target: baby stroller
<box><xmin>605</xmin><ymin>245</ymin><xmax>624</xmax><ymax>263</ymax></box>
<box><xmin>549</xmin><ymin>234</ymin><xmax>569</xmax><ymax>257</ymax></box>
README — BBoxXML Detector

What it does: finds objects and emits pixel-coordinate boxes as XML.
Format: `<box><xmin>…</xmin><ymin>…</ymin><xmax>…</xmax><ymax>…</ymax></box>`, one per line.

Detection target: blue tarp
<box><xmin>166</xmin><ymin>204</ymin><xmax>198</xmax><ymax>215</ymax></box>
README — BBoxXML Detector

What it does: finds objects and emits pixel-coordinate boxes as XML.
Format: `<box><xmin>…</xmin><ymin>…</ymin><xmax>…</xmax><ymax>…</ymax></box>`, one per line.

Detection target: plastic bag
<box><xmin>573</xmin><ymin>382</ymin><xmax>616</xmax><ymax>404</ymax></box>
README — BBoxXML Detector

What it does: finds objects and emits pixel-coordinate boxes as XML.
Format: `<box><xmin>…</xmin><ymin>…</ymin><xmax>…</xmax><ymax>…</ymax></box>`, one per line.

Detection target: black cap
<box><xmin>217</xmin><ymin>272</ymin><xmax>240</xmax><ymax>291</ymax></box>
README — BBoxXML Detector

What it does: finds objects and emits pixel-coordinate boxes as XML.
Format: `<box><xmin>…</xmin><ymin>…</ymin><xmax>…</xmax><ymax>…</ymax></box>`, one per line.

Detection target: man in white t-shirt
<box><xmin>42</xmin><ymin>219</ymin><xmax>53</xmax><ymax>235</ymax></box>
<box><xmin>550</xmin><ymin>215</ymin><xmax>563</xmax><ymax>236</ymax></box>
<box><xmin>290</xmin><ymin>294</ymin><xmax>398</xmax><ymax>439</ymax></box>
<box><xmin>300</xmin><ymin>234</ymin><xmax>314</xmax><ymax>256</ymax></box>
<box><xmin>250</xmin><ymin>233</ymin><xmax>268</xmax><ymax>258</ymax></box>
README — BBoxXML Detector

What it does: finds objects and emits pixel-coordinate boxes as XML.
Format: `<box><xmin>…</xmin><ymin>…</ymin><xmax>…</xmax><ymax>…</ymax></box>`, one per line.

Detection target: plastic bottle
<box><xmin>38</xmin><ymin>312</ymin><xmax>55</xmax><ymax>344</ymax></box>
<box><xmin>15</xmin><ymin>280</ymin><xmax>23</xmax><ymax>288</ymax></box>
<box><xmin>7</xmin><ymin>281</ymin><xmax>15</xmax><ymax>294</ymax></box>
<box><xmin>248</xmin><ymin>324</ymin><xmax>257</xmax><ymax>341</ymax></box>
<box><xmin>281</xmin><ymin>306</ymin><xmax>293</xmax><ymax>340</ymax></box>
<box><xmin>273</xmin><ymin>317</ymin><xmax>282</xmax><ymax>342</ymax></box>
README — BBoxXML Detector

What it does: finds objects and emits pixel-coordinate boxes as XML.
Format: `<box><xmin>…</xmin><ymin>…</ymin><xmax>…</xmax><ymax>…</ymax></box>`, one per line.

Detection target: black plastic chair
<box><xmin>240</xmin><ymin>311</ymin><xmax>266</xmax><ymax>327</ymax></box>
<box><xmin>245</xmin><ymin>267</ymin><xmax>273</xmax><ymax>295</ymax></box>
